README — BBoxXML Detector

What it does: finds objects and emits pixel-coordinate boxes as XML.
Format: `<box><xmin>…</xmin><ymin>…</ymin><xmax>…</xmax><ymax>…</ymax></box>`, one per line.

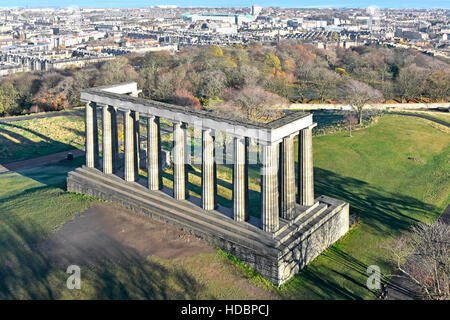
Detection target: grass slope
<box><xmin>0</xmin><ymin>115</ymin><xmax>86</xmax><ymax>163</ymax></box>
<box><xmin>0</xmin><ymin>158</ymin><xmax>92</xmax><ymax>299</ymax></box>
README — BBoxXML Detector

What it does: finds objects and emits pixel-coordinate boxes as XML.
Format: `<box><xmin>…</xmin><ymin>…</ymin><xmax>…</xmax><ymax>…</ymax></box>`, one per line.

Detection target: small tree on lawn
<box><xmin>343</xmin><ymin>113</ymin><xmax>358</xmax><ymax>137</ymax></box>
<box><xmin>341</xmin><ymin>79</ymin><xmax>382</xmax><ymax>124</ymax></box>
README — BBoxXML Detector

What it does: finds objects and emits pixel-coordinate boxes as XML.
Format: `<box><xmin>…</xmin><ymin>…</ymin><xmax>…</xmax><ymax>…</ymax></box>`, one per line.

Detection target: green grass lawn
<box><xmin>0</xmin><ymin>116</ymin><xmax>86</xmax><ymax>163</ymax></box>
<box><xmin>0</xmin><ymin>114</ymin><xmax>448</xmax><ymax>299</ymax></box>
<box><xmin>0</xmin><ymin>157</ymin><xmax>92</xmax><ymax>299</ymax></box>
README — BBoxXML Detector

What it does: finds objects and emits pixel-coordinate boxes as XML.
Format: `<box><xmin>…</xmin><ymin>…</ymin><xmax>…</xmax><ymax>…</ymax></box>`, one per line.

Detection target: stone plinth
<box><xmin>67</xmin><ymin>166</ymin><xmax>349</xmax><ymax>286</ymax></box>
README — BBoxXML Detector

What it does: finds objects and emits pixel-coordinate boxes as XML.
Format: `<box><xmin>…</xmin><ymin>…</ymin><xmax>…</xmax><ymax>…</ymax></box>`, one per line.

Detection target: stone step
<box><xmin>276</xmin><ymin>203</ymin><xmax>329</xmax><ymax>245</ymax></box>
<box><xmin>69</xmin><ymin>169</ymin><xmax>276</xmax><ymax>254</ymax></box>
<box><xmin>83</xmin><ymin>168</ymin><xmax>270</xmax><ymax>243</ymax></box>
<box><xmin>278</xmin><ymin>201</ymin><xmax>346</xmax><ymax>253</ymax></box>
<box><xmin>274</xmin><ymin>201</ymin><xmax>320</xmax><ymax>237</ymax></box>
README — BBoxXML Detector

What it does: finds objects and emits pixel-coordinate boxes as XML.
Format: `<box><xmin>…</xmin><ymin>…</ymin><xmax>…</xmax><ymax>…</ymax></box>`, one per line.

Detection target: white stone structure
<box><xmin>67</xmin><ymin>82</ymin><xmax>350</xmax><ymax>286</ymax></box>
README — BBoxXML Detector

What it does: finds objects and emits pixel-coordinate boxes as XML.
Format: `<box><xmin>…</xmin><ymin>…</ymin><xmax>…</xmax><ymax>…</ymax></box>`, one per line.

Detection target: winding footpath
<box><xmin>389</xmin><ymin>111</ymin><xmax>450</xmax><ymax>128</ymax></box>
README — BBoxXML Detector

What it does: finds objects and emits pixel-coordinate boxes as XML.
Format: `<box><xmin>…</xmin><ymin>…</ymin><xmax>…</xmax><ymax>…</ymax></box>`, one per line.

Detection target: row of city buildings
<box><xmin>0</xmin><ymin>5</ymin><xmax>448</xmax><ymax>76</ymax></box>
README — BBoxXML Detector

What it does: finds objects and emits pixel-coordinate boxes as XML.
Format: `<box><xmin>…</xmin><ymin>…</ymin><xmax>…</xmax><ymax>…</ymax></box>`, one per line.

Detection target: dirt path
<box><xmin>31</xmin><ymin>201</ymin><xmax>277</xmax><ymax>299</ymax></box>
<box><xmin>33</xmin><ymin>202</ymin><xmax>216</xmax><ymax>266</ymax></box>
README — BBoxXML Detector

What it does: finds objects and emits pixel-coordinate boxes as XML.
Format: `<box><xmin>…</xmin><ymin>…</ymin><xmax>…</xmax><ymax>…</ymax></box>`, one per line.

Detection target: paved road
<box><xmin>0</xmin><ymin>110</ymin><xmax>84</xmax><ymax>123</ymax></box>
<box><xmin>0</xmin><ymin>148</ymin><xmax>85</xmax><ymax>174</ymax></box>
<box><xmin>390</xmin><ymin>111</ymin><xmax>450</xmax><ymax>128</ymax></box>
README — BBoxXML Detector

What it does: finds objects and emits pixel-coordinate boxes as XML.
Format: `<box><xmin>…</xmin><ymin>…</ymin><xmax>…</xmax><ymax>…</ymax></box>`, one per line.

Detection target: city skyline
<box><xmin>1</xmin><ymin>0</ymin><xmax>450</xmax><ymax>9</ymax></box>
<box><xmin>0</xmin><ymin>0</ymin><xmax>448</xmax><ymax>303</ymax></box>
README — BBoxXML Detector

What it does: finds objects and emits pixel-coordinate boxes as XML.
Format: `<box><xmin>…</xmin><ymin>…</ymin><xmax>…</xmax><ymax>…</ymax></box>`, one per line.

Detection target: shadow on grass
<box><xmin>279</xmin><ymin>167</ymin><xmax>437</xmax><ymax>299</ymax></box>
<box><xmin>0</xmin><ymin>185</ymin><xmax>207</xmax><ymax>299</ymax></box>
<box><xmin>0</xmin><ymin>121</ymin><xmax>79</xmax><ymax>164</ymax></box>
<box><xmin>314</xmin><ymin>167</ymin><xmax>435</xmax><ymax>234</ymax></box>
<box><xmin>285</xmin><ymin>267</ymin><xmax>364</xmax><ymax>300</ymax></box>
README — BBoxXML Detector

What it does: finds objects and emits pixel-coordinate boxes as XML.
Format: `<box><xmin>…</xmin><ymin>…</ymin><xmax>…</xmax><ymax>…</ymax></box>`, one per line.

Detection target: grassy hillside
<box><xmin>0</xmin><ymin>116</ymin><xmax>85</xmax><ymax>163</ymax></box>
<box><xmin>0</xmin><ymin>114</ymin><xmax>448</xmax><ymax>299</ymax></box>
<box><xmin>279</xmin><ymin>115</ymin><xmax>449</xmax><ymax>299</ymax></box>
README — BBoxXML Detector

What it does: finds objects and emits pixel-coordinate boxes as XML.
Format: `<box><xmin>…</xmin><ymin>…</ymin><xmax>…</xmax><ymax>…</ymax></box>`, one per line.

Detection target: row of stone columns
<box><xmin>85</xmin><ymin>102</ymin><xmax>315</xmax><ymax>233</ymax></box>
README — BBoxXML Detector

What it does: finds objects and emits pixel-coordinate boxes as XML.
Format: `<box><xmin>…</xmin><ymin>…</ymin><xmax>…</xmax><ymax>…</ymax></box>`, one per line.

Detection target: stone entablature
<box><xmin>80</xmin><ymin>82</ymin><xmax>313</xmax><ymax>145</ymax></box>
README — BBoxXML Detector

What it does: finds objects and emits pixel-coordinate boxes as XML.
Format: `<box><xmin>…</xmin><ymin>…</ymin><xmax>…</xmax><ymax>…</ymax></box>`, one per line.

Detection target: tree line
<box><xmin>0</xmin><ymin>43</ymin><xmax>449</xmax><ymax>122</ymax></box>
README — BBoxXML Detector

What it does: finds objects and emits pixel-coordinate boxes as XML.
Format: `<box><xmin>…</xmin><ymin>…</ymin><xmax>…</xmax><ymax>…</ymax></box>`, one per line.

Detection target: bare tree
<box><xmin>384</xmin><ymin>221</ymin><xmax>450</xmax><ymax>300</ymax></box>
<box><xmin>396</xmin><ymin>64</ymin><xmax>427</xmax><ymax>101</ymax></box>
<box><xmin>340</xmin><ymin>79</ymin><xmax>382</xmax><ymax>124</ymax></box>
<box><xmin>343</xmin><ymin>113</ymin><xmax>358</xmax><ymax>137</ymax></box>
<box><xmin>311</xmin><ymin>67</ymin><xmax>341</xmax><ymax>103</ymax></box>
<box><xmin>216</xmin><ymin>85</ymin><xmax>286</xmax><ymax>122</ymax></box>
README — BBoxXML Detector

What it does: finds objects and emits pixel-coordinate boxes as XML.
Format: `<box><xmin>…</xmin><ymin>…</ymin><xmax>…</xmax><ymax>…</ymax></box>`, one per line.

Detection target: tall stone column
<box><xmin>202</xmin><ymin>129</ymin><xmax>216</xmax><ymax>211</ymax></box>
<box><xmin>280</xmin><ymin>135</ymin><xmax>296</xmax><ymax>219</ymax></box>
<box><xmin>134</xmin><ymin>112</ymin><xmax>140</xmax><ymax>178</ymax></box>
<box><xmin>147</xmin><ymin>116</ymin><xmax>161</xmax><ymax>190</ymax></box>
<box><xmin>124</xmin><ymin>110</ymin><xmax>135</xmax><ymax>182</ymax></box>
<box><xmin>233</xmin><ymin>137</ymin><xmax>248</xmax><ymax>222</ymax></box>
<box><xmin>261</xmin><ymin>143</ymin><xmax>279</xmax><ymax>232</ymax></box>
<box><xmin>298</xmin><ymin>125</ymin><xmax>315</xmax><ymax>206</ymax></box>
<box><xmin>111</xmin><ymin>107</ymin><xmax>119</xmax><ymax>172</ymax></box>
<box><xmin>173</xmin><ymin>122</ymin><xmax>187</xmax><ymax>200</ymax></box>
<box><xmin>102</xmin><ymin>105</ymin><xmax>113</xmax><ymax>174</ymax></box>
<box><xmin>85</xmin><ymin>101</ymin><xmax>99</xmax><ymax>168</ymax></box>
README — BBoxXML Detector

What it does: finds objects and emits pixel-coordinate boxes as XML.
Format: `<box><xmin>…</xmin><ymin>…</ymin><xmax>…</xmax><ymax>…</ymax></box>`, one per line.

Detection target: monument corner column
<box><xmin>298</xmin><ymin>124</ymin><xmax>316</xmax><ymax>206</ymax></box>
<box><xmin>85</xmin><ymin>101</ymin><xmax>99</xmax><ymax>168</ymax></box>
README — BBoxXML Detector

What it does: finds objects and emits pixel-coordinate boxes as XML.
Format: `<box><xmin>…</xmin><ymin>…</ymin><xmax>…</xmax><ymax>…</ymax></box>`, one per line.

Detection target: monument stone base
<box><xmin>67</xmin><ymin>166</ymin><xmax>349</xmax><ymax>286</ymax></box>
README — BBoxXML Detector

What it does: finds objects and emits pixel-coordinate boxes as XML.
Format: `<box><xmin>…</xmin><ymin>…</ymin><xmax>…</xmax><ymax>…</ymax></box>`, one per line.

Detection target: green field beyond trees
<box><xmin>0</xmin><ymin>114</ymin><xmax>448</xmax><ymax>299</ymax></box>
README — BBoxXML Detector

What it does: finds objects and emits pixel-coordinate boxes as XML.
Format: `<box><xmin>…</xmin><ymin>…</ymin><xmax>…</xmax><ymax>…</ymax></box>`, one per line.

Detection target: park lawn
<box><xmin>0</xmin><ymin>114</ymin><xmax>448</xmax><ymax>299</ymax></box>
<box><xmin>0</xmin><ymin>115</ymin><xmax>86</xmax><ymax>164</ymax></box>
